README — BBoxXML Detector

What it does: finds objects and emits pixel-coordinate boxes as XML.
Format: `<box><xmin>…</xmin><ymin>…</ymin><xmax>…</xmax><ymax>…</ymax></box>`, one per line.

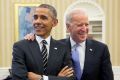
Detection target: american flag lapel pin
<box><xmin>89</xmin><ymin>48</ymin><xmax>93</xmax><ymax>52</ymax></box>
<box><xmin>54</xmin><ymin>47</ymin><xmax>57</xmax><ymax>50</ymax></box>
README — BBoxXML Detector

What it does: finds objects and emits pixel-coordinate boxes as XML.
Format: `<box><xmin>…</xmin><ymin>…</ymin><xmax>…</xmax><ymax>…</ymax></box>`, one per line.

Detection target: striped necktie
<box><xmin>41</xmin><ymin>40</ymin><xmax>48</xmax><ymax>73</ymax></box>
<box><xmin>72</xmin><ymin>44</ymin><xmax>82</xmax><ymax>80</ymax></box>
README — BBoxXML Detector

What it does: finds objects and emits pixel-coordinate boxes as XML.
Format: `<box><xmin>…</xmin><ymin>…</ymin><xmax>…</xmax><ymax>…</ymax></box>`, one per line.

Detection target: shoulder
<box><xmin>52</xmin><ymin>39</ymin><xmax>66</xmax><ymax>46</ymax></box>
<box><xmin>59</xmin><ymin>38</ymin><xmax>70</xmax><ymax>45</ymax></box>
<box><xmin>88</xmin><ymin>39</ymin><xmax>107</xmax><ymax>45</ymax></box>
<box><xmin>51</xmin><ymin>38</ymin><xmax>69</xmax><ymax>49</ymax></box>
<box><xmin>14</xmin><ymin>39</ymin><xmax>29</xmax><ymax>45</ymax></box>
<box><xmin>87</xmin><ymin>39</ymin><xmax>111</xmax><ymax>58</ymax></box>
<box><xmin>13</xmin><ymin>39</ymin><xmax>36</xmax><ymax>48</ymax></box>
<box><xmin>87</xmin><ymin>39</ymin><xmax>108</xmax><ymax>49</ymax></box>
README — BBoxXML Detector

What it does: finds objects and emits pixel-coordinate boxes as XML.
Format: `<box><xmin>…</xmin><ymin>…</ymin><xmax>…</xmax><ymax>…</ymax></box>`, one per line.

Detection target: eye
<box><xmin>75</xmin><ymin>24</ymin><xmax>83</xmax><ymax>27</ymax></box>
<box><xmin>40</xmin><ymin>15</ymin><xmax>48</xmax><ymax>20</ymax></box>
<box><xmin>33</xmin><ymin>15</ymin><xmax>38</xmax><ymax>20</ymax></box>
<box><xmin>77</xmin><ymin>23</ymin><xmax>89</xmax><ymax>27</ymax></box>
<box><xmin>85</xmin><ymin>23</ymin><xmax>89</xmax><ymax>26</ymax></box>
<box><xmin>78</xmin><ymin>24</ymin><xmax>83</xmax><ymax>27</ymax></box>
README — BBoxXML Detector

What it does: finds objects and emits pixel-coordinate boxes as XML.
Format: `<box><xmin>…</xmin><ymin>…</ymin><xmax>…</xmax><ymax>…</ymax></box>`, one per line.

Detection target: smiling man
<box><xmin>12</xmin><ymin>4</ymin><xmax>74</xmax><ymax>80</ymax></box>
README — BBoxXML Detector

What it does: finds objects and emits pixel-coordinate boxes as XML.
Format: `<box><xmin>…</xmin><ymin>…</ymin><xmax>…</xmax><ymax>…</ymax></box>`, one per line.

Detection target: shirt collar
<box><xmin>70</xmin><ymin>36</ymin><xmax>86</xmax><ymax>48</ymax></box>
<box><xmin>35</xmin><ymin>35</ymin><xmax>51</xmax><ymax>45</ymax></box>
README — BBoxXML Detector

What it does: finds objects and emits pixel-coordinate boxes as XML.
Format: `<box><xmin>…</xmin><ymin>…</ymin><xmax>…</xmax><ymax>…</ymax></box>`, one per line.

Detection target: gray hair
<box><xmin>65</xmin><ymin>8</ymin><xmax>88</xmax><ymax>24</ymax></box>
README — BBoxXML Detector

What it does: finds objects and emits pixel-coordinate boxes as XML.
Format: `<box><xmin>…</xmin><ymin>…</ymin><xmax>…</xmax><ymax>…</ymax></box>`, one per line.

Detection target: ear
<box><xmin>66</xmin><ymin>23</ymin><xmax>70</xmax><ymax>32</ymax></box>
<box><xmin>52</xmin><ymin>19</ymin><xmax>58</xmax><ymax>27</ymax></box>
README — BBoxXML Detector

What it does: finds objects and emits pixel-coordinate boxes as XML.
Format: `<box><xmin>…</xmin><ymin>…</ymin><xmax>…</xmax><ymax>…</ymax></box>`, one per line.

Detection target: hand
<box><xmin>24</xmin><ymin>33</ymin><xmax>35</xmax><ymax>41</ymax></box>
<box><xmin>58</xmin><ymin>66</ymin><xmax>74</xmax><ymax>77</ymax></box>
<box><xmin>28</xmin><ymin>72</ymin><xmax>42</xmax><ymax>80</ymax></box>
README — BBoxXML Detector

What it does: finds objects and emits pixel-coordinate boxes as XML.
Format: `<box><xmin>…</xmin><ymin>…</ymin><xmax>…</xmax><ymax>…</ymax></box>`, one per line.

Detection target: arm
<box><xmin>58</xmin><ymin>66</ymin><xmax>73</xmax><ymax>77</ymax></box>
<box><xmin>28</xmin><ymin>66</ymin><xmax>74</xmax><ymax>80</ymax></box>
<box><xmin>101</xmin><ymin>45</ymin><xmax>114</xmax><ymax>80</ymax></box>
<box><xmin>48</xmin><ymin>44</ymin><xmax>75</xmax><ymax>80</ymax></box>
<box><xmin>28</xmin><ymin>44</ymin><xmax>75</xmax><ymax>80</ymax></box>
<box><xmin>28</xmin><ymin>72</ymin><xmax>42</xmax><ymax>80</ymax></box>
<box><xmin>12</xmin><ymin>42</ymin><xmax>28</xmax><ymax>80</ymax></box>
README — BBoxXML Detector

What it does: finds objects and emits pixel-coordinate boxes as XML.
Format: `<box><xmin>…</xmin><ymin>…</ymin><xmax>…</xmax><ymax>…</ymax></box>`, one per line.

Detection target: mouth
<box><xmin>78</xmin><ymin>32</ymin><xmax>87</xmax><ymax>35</ymax></box>
<box><xmin>34</xmin><ymin>25</ymin><xmax>45</xmax><ymax>31</ymax></box>
<box><xmin>78</xmin><ymin>30</ymin><xmax>88</xmax><ymax>35</ymax></box>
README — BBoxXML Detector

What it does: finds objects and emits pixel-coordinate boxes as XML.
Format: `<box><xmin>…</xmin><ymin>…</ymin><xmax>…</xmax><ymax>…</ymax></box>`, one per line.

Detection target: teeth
<box><xmin>35</xmin><ymin>26</ymin><xmax>43</xmax><ymax>28</ymax></box>
<box><xmin>35</xmin><ymin>26</ymin><xmax>45</xmax><ymax>30</ymax></box>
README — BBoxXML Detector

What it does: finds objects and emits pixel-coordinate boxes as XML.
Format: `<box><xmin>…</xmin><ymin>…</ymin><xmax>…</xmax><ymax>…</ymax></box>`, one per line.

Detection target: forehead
<box><xmin>34</xmin><ymin>7</ymin><xmax>52</xmax><ymax>16</ymax></box>
<box><xmin>71</xmin><ymin>13</ymin><xmax>89</xmax><ymax>23</ymax></box>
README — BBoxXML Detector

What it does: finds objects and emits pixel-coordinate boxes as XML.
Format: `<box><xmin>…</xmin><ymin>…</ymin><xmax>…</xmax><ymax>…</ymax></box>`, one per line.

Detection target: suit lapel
<box><xmin>46</xmin><ymin>38</ymin><xmax>58</xmax><ymax>73</ymax></box>
<box><xmin>29</xmin><ymin>40</ymin><xmax>44</xmax><ymax>73</ymax></box>
<box><xmin>82</xmin><ymin>39</ymin><xmax>95</xmax><ymax>76</ymax></box>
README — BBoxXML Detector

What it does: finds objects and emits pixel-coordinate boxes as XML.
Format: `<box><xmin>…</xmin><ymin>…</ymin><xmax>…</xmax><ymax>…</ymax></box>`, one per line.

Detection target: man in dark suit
<box><xmin>63</xmin><ymin>8</ymin><xmax>114</xmax><ymax>80</ymax></box>
<box><xmin>12</xmin><ymin>4</ymin><xmax>74</xmax><ymax>80</ymax></box>
<box><xmin>25</xmin><ymin>8</ymin><xmax>114</xmax><ymax>80</ymax></box>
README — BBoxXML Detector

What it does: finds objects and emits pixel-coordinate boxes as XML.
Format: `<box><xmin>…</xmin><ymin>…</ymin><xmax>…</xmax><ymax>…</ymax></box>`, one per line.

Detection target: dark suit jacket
<box><xmin>60</xmin><ymin>38</ymin><xmax>114</xmax><ymax>80</ymax></box>
<box><xmin>12</xmin><ymin>38</ymin><xmax>74</xmax><ymax>80</ymax></box>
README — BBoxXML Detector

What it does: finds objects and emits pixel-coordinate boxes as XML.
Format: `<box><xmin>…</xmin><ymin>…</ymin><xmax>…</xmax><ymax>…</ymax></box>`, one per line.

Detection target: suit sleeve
<box><xmin>12</xmin><ymin>43</ymin><xmax>28</xmax><ymax>80</ymax></box>
<box><xmin>101</xmin><ymin>45</ymin><xmax>114</xmax><ymax>80</ymax></box>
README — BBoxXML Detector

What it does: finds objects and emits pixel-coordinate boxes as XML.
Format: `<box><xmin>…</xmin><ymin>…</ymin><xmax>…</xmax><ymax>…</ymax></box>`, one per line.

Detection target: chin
<box><xmin>35</xmin><ymin>33</ymin><xmax>44</xmax><ymax>36</ymax></box>
<box><xmin>79</xmin><ymin>37</ymin><xmax>87</xmax><ymax>42</ymax></box>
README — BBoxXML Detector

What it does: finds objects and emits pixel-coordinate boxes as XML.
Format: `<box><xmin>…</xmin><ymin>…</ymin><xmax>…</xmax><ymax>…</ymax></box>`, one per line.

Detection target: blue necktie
<box><xmin>72</xmin><ymin>44</ymin><xmax>81</xmax><ymax>80</ymax></box>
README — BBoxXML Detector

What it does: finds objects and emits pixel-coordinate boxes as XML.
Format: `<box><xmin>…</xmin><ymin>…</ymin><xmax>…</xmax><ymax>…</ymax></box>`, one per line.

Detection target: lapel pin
<box><xmin>89</xmin><ymin>48</ymin><xmax>93</xmax><ymax>52</ymax></box>
<box><xmin>54</xmin><ymin>47</ymin><xmax>57</xmax><ymax>50</ymax></box>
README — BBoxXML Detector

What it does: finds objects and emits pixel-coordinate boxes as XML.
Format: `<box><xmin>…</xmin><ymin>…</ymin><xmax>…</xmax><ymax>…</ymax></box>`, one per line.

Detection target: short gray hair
<box><xmin>65</xmin><ymin>8</ymin><xmax>88</xmax><ymax>24</ymax></box>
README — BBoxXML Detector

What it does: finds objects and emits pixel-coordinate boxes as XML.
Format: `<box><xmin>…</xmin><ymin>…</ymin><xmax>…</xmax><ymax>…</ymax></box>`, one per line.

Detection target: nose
<box><xmin>33</xmin><ymin>18</ymin><xmax>43</xmax><ymax>27</ymax></box>
<box><xmin>81</xmin><ymin>27</ymin><xmax>86</xmax><ymax>32</ymax></box>
<box><xmin>80</xmin><ymin>26</ymin><xmax>88</xmax><ymax>32</ymax></box>
<box><xmin>35</xmin><ymin>18</ymin><xmax>42</xmax><ymax>23</ymax></box>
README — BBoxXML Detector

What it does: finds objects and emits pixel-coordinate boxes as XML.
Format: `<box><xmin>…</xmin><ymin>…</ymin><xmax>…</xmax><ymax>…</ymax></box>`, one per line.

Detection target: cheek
<box><xmin>32</xmin><ymin>21</ymin><xmax>36</xmax><ymax>26</ymax></box>
<box><xmin>71</xmin><ymin>29</ymin><xmax>78</xmax><ymax>36</ymax></box>
<box><xmin>86</xmin><ymin>28</ymin><xmax>89</xmax><ymax>33</ymax></box>
<box><xmin>47</xmin><ymin>27</ymin><xmax>52</xmax><ymax>31</ymax></box>
<box><xmin>32</xmin><ymin>19</ymin><xmax>37</xmax><ymax>23</ymax></box>
<box><xmin>45</xmin><ymin>21</ymin><xmax>53</xmax><ymax>26</ymax></box>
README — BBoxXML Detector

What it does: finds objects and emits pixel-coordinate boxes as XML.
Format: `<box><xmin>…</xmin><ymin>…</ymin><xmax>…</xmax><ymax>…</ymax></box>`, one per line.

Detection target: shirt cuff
<box><xmin>43</xmin><ymin>75</ymin><xmax>48</xmax><ymax>80</ymax></box>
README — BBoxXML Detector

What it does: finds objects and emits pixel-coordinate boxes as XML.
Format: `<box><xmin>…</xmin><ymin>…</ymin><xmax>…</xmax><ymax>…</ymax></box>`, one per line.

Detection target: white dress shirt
<box><xmin>35</xmin><ymin>35</ymin><xmax>51</xmax><ymax>80</ymax></box>
<box><xmin>70</xmin><ymin>37</ymin><xmax>86</xmax><ymax>73</ymax></box>
<box><xmin>36</xmin><ymin>35</ymin><xmax>51</xmax><ymax>58</ymax></box>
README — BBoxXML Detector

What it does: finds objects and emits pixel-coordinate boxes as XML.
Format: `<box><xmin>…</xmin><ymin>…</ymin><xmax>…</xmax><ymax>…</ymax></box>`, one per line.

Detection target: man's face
<box><xmin>67</xmin><ymin>13</ymin><xmax>89</xmax><ymax>43</ymax></box>
<box><xmin>33</xmin><ymin>7</ymin><xmax>57</xmax><ymax>38</ymax></box>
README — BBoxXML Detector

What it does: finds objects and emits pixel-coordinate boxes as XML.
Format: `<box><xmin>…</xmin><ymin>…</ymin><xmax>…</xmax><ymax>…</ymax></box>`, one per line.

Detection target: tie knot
<box><xmin>73</xmin><ymin>43</ymin><xmax>79</xmax><ymax>48</ymax></box>
<box><xmin>42</xmin><ymin>40</ymin><xmax>47</xmax><ymax>44</ymax></box>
